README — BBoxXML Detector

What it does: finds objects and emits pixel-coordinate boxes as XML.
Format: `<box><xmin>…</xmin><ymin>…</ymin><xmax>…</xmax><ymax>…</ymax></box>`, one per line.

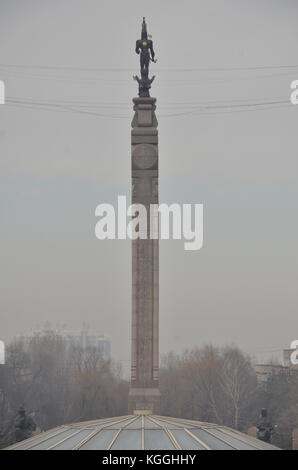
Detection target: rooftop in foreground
<box><xmin>7</xmin><ymin>414</ymin><xmax>278</xmax><ymax>450</ymax></box>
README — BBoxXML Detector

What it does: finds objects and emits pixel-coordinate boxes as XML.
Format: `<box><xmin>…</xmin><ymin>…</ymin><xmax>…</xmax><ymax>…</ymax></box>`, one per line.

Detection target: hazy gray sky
<box><xmin>0</xmin><ymin>0</ymin><xmax>298</xmax><ymax>372</ymax></box>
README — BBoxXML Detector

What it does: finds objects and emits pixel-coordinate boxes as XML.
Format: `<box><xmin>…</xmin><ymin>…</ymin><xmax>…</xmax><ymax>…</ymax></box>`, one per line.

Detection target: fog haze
<box><xmin>0</xmin><ymin>0</ymin><xmax>297</xmax><ymax>372</ymax></box>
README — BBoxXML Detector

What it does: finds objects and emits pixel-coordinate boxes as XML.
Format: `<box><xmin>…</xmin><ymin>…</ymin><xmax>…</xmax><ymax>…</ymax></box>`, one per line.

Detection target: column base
<box><xmin>128</xmin><ymin>387</ymin><xmax>161</xmax><ymax>415</ymax></box>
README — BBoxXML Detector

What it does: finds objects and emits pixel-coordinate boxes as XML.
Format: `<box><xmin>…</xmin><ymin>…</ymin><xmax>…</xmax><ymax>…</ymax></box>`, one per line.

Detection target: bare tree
<box><xmin>0</xmin><ymin>333</ymin><xmax>128</xmax><ymax>448</ymax></box>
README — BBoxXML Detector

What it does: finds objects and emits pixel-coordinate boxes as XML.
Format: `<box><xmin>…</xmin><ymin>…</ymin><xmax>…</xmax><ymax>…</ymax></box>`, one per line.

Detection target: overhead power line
<box><xmin>4</xmin><ymin>96</ymin><xmax>292</xmax><ymax>119</ymax></box>
<box><xmin>6</xmin><ymin>94</ymin><xmax>288</xmax><ymax>108</ymax></box>
<box><xmin>0</xmin><ymin>68</ymin><xmax>295</xmax><ymax>87</ymax></box>
<box><xmin>1</xmin><ymin>62</ymin><xmax>298</xmax><ymax>72</ymax></box>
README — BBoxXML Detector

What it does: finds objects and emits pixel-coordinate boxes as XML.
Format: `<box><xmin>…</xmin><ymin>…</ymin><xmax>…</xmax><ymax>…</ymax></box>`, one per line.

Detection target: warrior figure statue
<box><xmin>256</xmin><ymin>408</ymin><xmax>274</xmax><ymax>444</ymax></box>
<box><xmin>134</xmin><ymin>17</ymin><xmax>156</xmax><ymax>97</ymax></box>
<box><xmin>14</xmin><ymin>405</ymin><xmax>36</xmax><ymax>443</ymax></box>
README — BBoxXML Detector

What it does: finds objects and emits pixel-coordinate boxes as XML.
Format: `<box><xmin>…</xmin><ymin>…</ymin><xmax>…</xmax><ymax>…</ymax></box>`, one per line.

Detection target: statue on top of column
<box><xmin>134</xmin><ymin>18</ymin><xmax>156</xmax><ymax>97</ymax></box>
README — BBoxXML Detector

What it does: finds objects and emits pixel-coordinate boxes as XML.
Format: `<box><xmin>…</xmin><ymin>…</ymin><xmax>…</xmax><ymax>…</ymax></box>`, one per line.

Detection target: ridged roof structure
<box><xmin>7</xmin><ymin>414</ymin><xmax>278</xmax><ymax>450</ymax></box>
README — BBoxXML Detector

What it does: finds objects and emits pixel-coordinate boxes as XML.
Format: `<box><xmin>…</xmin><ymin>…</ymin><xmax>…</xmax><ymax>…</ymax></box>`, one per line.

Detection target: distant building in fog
<box><xmin>255</xmin><ymin>363</ymin><xmax>287</xmax><ymax>384</ymax></box>
<box><xmin>64</xmin><ymin>328</ymin><xmax>111</xmax><ymax>360</ymax></box>
<box><xmin>255</xmin><ymin>349</ymin><xmax>298</xmax><ymax>384</ymax></box>
<box><xmin>15</xmin><ymin>322</ymin><xmax>111</xmax><ymax>360</ymax></box>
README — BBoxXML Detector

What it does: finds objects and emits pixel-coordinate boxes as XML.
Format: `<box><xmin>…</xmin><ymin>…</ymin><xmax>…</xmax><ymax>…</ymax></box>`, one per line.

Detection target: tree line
<box><xmin>0</xmin><ymin>333</ymin><xmax>128</xmax><ymax>447</ymax></box>
<box><xmin>0</xmin><ymin>335</ymin><xmax>297</xmax><ymax>449</ymax></box>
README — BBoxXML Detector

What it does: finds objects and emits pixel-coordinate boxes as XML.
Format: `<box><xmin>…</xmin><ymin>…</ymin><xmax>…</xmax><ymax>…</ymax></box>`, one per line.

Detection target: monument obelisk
<box><xmin>128</xmin><ymin>18</ymin><xmax>160</xmax><ymax>414</ymax></box>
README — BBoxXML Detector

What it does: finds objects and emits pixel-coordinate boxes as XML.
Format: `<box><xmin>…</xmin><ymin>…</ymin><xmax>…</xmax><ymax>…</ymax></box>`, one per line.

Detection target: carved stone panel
<box><xmin>132</xmin><ymin>143</ymin><xmax>158</xmax><ymax>170</ymax></box>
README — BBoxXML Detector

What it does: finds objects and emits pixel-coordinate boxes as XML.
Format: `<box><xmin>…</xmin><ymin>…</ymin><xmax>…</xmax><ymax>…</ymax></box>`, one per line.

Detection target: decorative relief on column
<box><xmin>132</xmin><ymin>143</ymin><xmax>158</xmax><ymax>170</ymax></box>
<box><xmin>132</xmin><ymin>177</ymin><xmax>138</xmax><ymax>197</ymax></box>
<box><xmin>152</xmin><ymin>177</ymin><xmax>158</xmax><ymax>199</ymax></box>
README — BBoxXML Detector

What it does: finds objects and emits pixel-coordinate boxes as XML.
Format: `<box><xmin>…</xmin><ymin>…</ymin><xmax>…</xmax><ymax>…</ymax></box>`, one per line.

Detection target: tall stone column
<box><xmin>128</xmin><ymin>97</ymin><xmax>160</xmax><ymax>414</ymax></box>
